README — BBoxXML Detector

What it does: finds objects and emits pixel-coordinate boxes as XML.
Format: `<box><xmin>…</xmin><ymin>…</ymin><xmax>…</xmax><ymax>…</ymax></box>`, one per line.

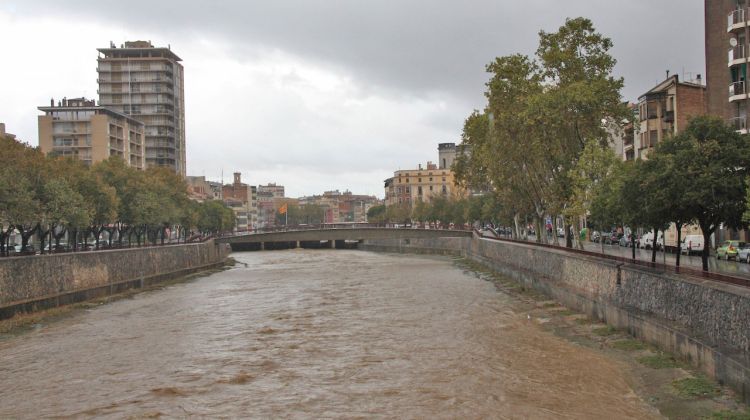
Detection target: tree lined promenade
<box><xmin>0</xmin><ymin>133</ymin><xmax>234</xmax><ymax>256</ymax></box>
<box><xmin>371</xmin><ymin>17</ymin><xmax>750</xmax><ymax>273</ymax></box>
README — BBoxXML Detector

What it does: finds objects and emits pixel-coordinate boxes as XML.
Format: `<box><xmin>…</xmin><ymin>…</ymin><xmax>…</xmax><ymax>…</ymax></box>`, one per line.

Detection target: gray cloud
<box><xmin>0</xmin><ymin>1</ymin><xmax>706</xmax><ymax>197</ymax></box>
<box><xmin>5</xmin><ymin>0</ymin><xmax>704</xmax><ymax>102</ymax></box>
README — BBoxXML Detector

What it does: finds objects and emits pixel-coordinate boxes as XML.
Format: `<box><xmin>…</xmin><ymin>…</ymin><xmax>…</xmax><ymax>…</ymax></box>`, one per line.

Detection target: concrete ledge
<box><xmin>0</xmin><ymin>241</ymin><xmax>231</xmax><ymax>320</ymax></box>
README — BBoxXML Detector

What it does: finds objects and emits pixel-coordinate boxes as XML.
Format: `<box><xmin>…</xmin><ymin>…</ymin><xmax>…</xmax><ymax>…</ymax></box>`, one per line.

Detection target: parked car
<box><xmin>716</xmin><ymin>240</ymin><xmax>745</xmax><ymax>260</ymax></box>
<box><xmin>556</xmin><ymin>227</ymin><xmax>565</xmax><ymax>238</ymax></box>
<box><xmin>737</xmin><ymin>244</ymin><xmax>750</xmax><ymax>263</ymax></box>
<box><xmin>590</xmin><ymin>231</ymin><xmax>601</xmax><ymax>243</ymax></box>
<box><xmin>680</xmin><ymin>235</ymin><xmax>705</xmax><ymax>256</ymax></box>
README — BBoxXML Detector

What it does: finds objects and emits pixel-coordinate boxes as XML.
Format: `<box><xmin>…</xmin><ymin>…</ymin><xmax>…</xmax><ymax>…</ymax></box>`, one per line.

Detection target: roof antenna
<box><xmin>666</xmin><ymin>70</ymin><xmax>670</xmax><ymax>79</ymax></box>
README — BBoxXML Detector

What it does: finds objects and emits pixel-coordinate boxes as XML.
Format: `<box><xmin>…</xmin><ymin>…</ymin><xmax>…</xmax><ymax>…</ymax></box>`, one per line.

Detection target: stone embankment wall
<box><xmin>360</xmin><ymin>236</ymin><xmax>750</xmax><ymax>403</ymax></box>
<box><xmin>0</xmin><ymin>241</ymin><xmax>231</xmax><ymax>320</ymax></box>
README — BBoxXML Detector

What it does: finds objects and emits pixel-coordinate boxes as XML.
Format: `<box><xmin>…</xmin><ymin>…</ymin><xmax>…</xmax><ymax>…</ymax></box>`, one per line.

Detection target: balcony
<box><xmin>730</xmin><ymin>81</ymin><xmax>747</xmax><ymax>102</ymax></box>
<box><xmin>729</xmin><ymin>116</ymin><xmax>748</xmax><ymax>134</ymax></box>
<box><xmin>728</xmin><ymin>8</ymin><xmax>747</xmax><ymax>32</ymax></box>
<box><xmin>729</xmin><ymin>45</ymin><xmax>746</xmax><ymax>67</ymax></box>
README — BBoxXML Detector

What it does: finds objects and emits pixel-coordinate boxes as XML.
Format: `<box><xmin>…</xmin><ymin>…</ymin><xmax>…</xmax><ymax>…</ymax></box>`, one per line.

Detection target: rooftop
<box><xmin>98</xmin><ymin>40</ymin><xmax>182</xmax><ymax>62</ymax></box>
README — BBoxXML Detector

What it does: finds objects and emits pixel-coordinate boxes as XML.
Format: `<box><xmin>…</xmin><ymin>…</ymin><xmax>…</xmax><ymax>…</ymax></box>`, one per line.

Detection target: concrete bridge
<box><xmin>216</xmin><ymin>228</ymin><xmax>473</xmax><ymax>251</ymax></box>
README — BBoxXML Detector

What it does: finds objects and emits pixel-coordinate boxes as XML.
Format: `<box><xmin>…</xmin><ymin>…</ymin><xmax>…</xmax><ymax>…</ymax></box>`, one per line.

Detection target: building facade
<box><xmin>97</xmin><ymin>41</ymin><xmax>186</xmax><ymax>175</ymax></box>
<box><xmin>38</xmin><ymin>97</ymin><xmax>145</xmax><ymax>169</ymax></box>
<box><xmin>706</xmin><ymin>0</ymin><xmax>737</xmax><ymax>123</ymax></box>
<box><xmin>384</xmin><ymin>161</ymin><xmax>460</xmax><ymax>207</ymax></box>
<box><xmin>636</xmin><ymin>75</ymin><xmax>706</xmax><ymax>159</ymax></box>
<box><xmin>726</xmin><ymin>0</ymin><xmax>750</xmax><ymax>132</ymax></box>
<box><xmin>186</xmin><ymin>176</ymin><xmax>223</xmax><ymax>202</ymax></box>
<box><xmin>256</xmin><ymin>183</ymin><xmax>285</xmax><ymax>228</ymax></box>
<box><xmin>222</xmin><ymin>172</ymin><xmax>256</xmax><ymax>232</ymax></box>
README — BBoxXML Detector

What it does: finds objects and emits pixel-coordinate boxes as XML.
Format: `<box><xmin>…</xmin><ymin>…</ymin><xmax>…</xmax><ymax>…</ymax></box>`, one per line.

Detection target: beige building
<box><xmin>97</xmin><ymin>40</ymin><xmax>186</xmax><ymax>175</ymax></box>
<box><xmin>186</xmin><ymin>176</ymin><xmax>223</xmax><ymax>202</ymax></box>
<box><xmin>384</xmin><ymin>161</ymin><xmax>461</xmax><ymax>207</ymax></box>
<box><xmin>38</xmin><ymin>97</ymin><xmax>145</xmax><ymax>168</ymax></box>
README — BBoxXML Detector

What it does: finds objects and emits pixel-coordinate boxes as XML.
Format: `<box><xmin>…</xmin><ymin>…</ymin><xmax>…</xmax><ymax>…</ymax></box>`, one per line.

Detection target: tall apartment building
<box><xmin>38</xmin><ymin>97</ymin><xmax>145</xmax><ymax>169</ymax></box>
<box><xmin>706</xmin><ymin>0</ymin><xmax>750</xmax><ymax>131</ymax></box>
<box><xmin>97</xmin><ymin>41</ymin><xmax>186</xmax><ymax>175</ymax></box>
<box><xmin>635</xmin><ymin>75</ymin><xmax>706</xmax><ymax>159</ymax></box>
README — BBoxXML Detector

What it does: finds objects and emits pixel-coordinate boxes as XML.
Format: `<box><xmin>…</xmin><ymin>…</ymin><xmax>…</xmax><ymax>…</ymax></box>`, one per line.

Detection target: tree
<box><xmin>657</xmin><ymin>116</ymin><xmax>750</xmax><ymax>271</ymax></box>
<box><xmin>367</xmin><ymin>204</ymin><xmax>386</xmax><ymax>223</ymax></box>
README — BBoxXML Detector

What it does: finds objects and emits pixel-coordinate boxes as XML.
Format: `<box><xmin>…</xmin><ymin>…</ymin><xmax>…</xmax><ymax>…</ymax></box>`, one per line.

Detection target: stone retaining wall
<box><xmin>0</xmin><ymin>241</ymin><xmax>231</xmax><ymax>319</ymax></box>
<box><xmin>361</xmin><ymin>235</ymin><xmax>750</xmax><ymax>403</ymax></box>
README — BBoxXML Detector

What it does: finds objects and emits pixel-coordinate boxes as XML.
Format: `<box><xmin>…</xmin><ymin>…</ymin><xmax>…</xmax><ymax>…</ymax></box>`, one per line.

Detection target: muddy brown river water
<box><xmin>0</xmin><ymin>250</ymin><xmax>660</xmax><ymax>418</ymax></box>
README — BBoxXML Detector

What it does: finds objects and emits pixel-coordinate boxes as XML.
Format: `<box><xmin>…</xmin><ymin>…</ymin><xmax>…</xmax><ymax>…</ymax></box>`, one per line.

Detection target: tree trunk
<box><xmin>675</xmin><ymin>223</ymin><xmax>683</xmax><ymax>268</ymax></box>
<box><xmin>565</xmin><ymin>223</ymin><xmax>573</xmax><ymax>248</ymax></box>
<box><xmin>700</xmin><ymin>222</ymin><xmax>713</xmax><ymax>272</ymax></box>
<box><xmin>631</xmin><ymin>228</ymin><xmax>636</xmax><ymax>260</ymax></box>
<box><xmin>651</xmin><ymin>227</ymin><xmax>658</xmax><ymax>263</ymax></box>
<box><xmin>18</xmin><ymin>224</ymin><xmax>38</xmax><ymax>253</ymax></box>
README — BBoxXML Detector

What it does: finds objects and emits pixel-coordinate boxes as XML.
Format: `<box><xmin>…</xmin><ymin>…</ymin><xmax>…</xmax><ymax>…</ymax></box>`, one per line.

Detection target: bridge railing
<box><xmin>221</xmin><ymin>223</ymin><xmax>473</xmax><ymax>237</ymax></box>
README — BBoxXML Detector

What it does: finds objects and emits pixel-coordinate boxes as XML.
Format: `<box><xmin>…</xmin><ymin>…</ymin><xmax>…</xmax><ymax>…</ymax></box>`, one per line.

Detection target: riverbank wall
<box><xmin>0</xmin><ymin>240</ymin><xmax>231</xmax><ymax>320</ymax></box>
<box><xmin>360</xmin><ymin>235</ymin><xmax>750</xmax><ymax>403</ymax></box>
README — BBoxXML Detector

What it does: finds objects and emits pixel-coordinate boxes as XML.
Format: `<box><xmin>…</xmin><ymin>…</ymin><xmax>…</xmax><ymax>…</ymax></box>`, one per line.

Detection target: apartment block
<box><xmin>636</xmin><ymin>75</ymin><xmax>706</xmax><ymax>159</ymax></box>
<box><xmin>97</xmin><ymin>40</ymin><xmax>186</xmax><ymax>175</ymax></box>
<box><xmin>725</xmin><ymin>0</ymin><xmax>750</xmax><ymax>132</ymax></box>
<box><xmin>38</xmin><ymin>97</ymin><xmax>145</xmax><ymax>168</ymax></box>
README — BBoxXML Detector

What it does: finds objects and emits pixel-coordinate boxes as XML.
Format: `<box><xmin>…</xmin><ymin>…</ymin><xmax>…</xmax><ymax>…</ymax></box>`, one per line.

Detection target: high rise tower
<box><xmin>97</xmin><ymin>41</ymin><xmax>186</xmax><ymax>175</ymax></box>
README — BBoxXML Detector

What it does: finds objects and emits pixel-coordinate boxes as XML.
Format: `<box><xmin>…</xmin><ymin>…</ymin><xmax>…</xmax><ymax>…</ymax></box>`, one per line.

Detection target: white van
<box><xmin>680</xmin><ymin>235</ymin><xmax>705</xmax><ymax>255</ymax></box>
<box><xmin>640</xmin><ymin>230</ymin><xmax>664</xmax><ymax>250</ymax></box>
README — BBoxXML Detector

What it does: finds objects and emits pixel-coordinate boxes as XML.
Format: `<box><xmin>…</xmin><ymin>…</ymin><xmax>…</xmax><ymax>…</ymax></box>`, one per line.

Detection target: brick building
<box><xmin>636</xmin><ymin>75</ymin><xmax>706</xmax><ymax>159</ymax></box>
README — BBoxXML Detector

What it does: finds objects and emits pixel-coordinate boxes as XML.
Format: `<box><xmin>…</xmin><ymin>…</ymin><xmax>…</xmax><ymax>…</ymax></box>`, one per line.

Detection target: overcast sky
<box><xmin>0</xmin><ymin>1</ymin><xmax>704</xmax><ymax>198</ymax></box>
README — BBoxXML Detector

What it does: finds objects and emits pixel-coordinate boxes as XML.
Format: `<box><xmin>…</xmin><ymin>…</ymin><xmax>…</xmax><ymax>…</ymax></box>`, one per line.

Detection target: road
<box><xmin>490</xmin><ymin>233</ymin><xmax>750</xmax><ymax>278</ymax></box>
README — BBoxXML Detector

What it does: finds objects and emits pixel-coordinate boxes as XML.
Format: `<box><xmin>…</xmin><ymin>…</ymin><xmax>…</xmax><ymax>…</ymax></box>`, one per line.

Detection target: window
<box><xmin>429</xmin><ymin>177</ymin><xmax>433</xmax><ymax>182</ymax></box>
<box><xmin>430</xmin><ymin>186</ymin><xmax>433</xmax><ymax>191</ymax></box>
<box><xmin>418</xmin><ymin>186</ymin><xmax>423</xmax><ymax>195</ymax></box>
<box><xmin>418</xmin><ymin>178</ymin><xmax>422</xmax><ymax>183</ymax></box>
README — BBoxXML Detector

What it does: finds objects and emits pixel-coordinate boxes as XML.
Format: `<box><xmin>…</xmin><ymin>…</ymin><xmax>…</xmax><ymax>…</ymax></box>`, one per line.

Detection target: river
<box><xmin>0</xmin><ymin>250</ymin><xmax>659</xmax><ymax>418</ymax></box>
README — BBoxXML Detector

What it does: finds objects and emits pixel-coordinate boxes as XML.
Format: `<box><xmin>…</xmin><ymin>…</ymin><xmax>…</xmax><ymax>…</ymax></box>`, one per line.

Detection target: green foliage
<box><xmin>0</xmin><ymin>134</ymin><xmax>233</xmax><ymax>249</ymax></box>
<box><xmin>592</xmin><ymin>325</ymin><xmax>618</xmax><ymax>336</ymax></box>
<box><xmin>672</xmin><ymin>375</ymin><xmax>720</xmax><ymax>398</ymax></box>
<box><xmin>367</xmin><ymin>204</ymin><xmax>386</xmax><ymax>223</ymax></box>
<box><xmin>638</xmin><ymin>353</ymin><xmax>681</xmax><ymax>369</ymax></box>
<box><xmin>589</xmin><ymin>116</ymin><xmax>750</xmax><ymax>270</ymax></box>
<box><xmin>455</xmin><ymin>17</ymin><xmax>626</xmax><ymax>245</ymax></box>
<box><xmin>611</xmin><ymin>339</ymin><xmax>647</xmax><ymax>351</ymax></box>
